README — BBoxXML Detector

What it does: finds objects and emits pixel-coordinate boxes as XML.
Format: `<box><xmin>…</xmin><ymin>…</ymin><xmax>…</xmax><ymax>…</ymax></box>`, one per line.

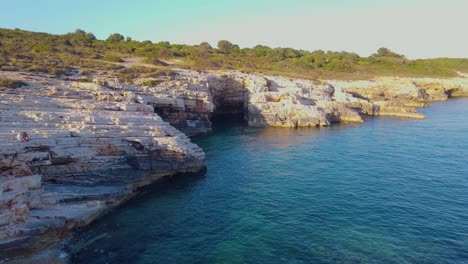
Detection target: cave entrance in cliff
<box><xmin>208</xmin><ymin>75</ymin><xmax>249</xmax><ymax>129</ymax></box>
<box><xmin>210</xmin><ymin>97</ymin><xmax>246</xmax><ymax>126</ymax></box>
<box><xmin>210</xmin><ymin>93</ymin><xmax>247</xmax><ymax>128</ymax></box>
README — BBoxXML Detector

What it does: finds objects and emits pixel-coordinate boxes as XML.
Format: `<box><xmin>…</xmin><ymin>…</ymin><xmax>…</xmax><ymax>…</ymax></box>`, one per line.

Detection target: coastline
<box><xmin>1</xmin><ymin>69</ymin><xmax>467</xmax><ymax>263</ymax></box>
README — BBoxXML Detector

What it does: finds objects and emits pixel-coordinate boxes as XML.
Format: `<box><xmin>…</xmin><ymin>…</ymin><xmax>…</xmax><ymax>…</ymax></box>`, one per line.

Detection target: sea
<box><xmin>73</xmin><ymin>98</ymin><xmax>468</xmax><ymax>264</ymax></box>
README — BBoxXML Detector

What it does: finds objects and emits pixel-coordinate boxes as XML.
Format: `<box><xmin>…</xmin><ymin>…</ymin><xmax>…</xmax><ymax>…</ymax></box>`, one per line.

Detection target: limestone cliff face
<box><xmin>332</xmin><ymin>77</ymin><xmax>468</xmax><ymax>119</ymax></box>
<box><xmin>136</xmin><ymin>73</ymin><xmax>215</xmax><ymax>137</ymax></box>
<box><xmin>155</xmin><ymin>71</ymin><xmax>468</xmax><ymax>131</ymax></box>
<box><xmin>102</xmin><ymin>71</ymin><xmax>468</xmax><ymax>134</ymax></box>
<box><xmin>138</xmin><ymin>71</ymin><xmax>366</xmax><ymax>130</ymax></box>
<box><xmin>243</xmin><ymin>74</ymin><xmax>363</xmax><ymax>126</ymax></box>
<box><xmin>0</xmin><ymin>75</ymin><xmax>205</xmax><ymax>260</ymax></box>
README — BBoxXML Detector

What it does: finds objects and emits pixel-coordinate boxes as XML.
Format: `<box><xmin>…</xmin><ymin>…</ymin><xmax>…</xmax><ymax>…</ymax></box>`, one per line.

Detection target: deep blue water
<box><xmin>73</xmin><ymin>99</ymin><xmax>468</xmax><ymax>264</ymax></box>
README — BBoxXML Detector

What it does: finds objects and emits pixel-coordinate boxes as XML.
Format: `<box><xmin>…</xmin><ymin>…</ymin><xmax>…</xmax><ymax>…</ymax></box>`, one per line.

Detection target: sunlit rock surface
<box><xmin>0</xmin><ymin>73</ymin><xmax>205</xmax><ymax>261</ymax></box>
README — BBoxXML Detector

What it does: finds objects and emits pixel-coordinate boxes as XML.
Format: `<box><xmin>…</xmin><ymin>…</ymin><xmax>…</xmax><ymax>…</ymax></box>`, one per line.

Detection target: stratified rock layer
<box><xmin>332</xmin><ymin>77</ymin><xmax>468</xmax><ymax>119</ymax></box>
<box><xmin>140</xmin><ymin>71</ymin><xmax>468</xmax><ymax>133</ymax></box>
<box><xmin>0</xmin><ymin>73</ymin><xmax>205</xmax><ymax>261</ymax></box>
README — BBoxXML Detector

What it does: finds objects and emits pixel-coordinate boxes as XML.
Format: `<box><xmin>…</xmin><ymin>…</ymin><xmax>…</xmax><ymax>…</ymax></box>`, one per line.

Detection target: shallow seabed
<box><xmin>73</xmin><ymin>98</ymin><xmax>468</xmax><ymax>264</ymax></box>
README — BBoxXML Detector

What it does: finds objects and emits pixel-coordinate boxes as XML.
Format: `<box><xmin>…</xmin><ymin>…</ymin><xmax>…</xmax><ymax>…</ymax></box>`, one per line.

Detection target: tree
<box><xmin>158</xmin><ymin>48</ymin><xmax>173</xmax><ymax>58</ymax></box>
<box><xmin>126</xmin><ymin>36</ymin><xmax>132</xmax><ymax>42</ymax></box>
<box><xmin>199</xmin><ymin>42</ymin><xmax>212</xmax><ymax>50</ymax></box>
<box><xmin>197</xmin><ymin>42</ymin><xmax>212</xmax><ymax>58</ymax></box>
<box><xmin>85</xmin><ymin>33</ymin><xmax>96</xmax><ymax>42</ymax></box>
<box><xmin>217</xmin><ymin>40</ymin><xmax>233</xmax><ymax>53</ymax></box>
<box><xmin>230</xmin><ymin>44</ymin><xmax>241</xmax><ymax>54</ymax></box>
<box><xmin>252</xmin><ymin>45</ymin><xmax>272</xmax><ymax>57</ymax></box>
<box><xmin>106</xmin><ymin>33</ymin><xmax>124</xmax><ymax>43</ymax></box>
<box><xmin>74</xmin><ymin>29</ymin><xmax>86</xmax><ymax>36</ymax></box>
<box><xmin>156</xmin><ymin>41</ymin><xmax>171</xmax><ymax>48</ymax></box>
<box><xmin>141</xmin><ymin>40</ymin><xmax>153</xmax><ymax>45</ymax></box>
<box><xmin>373</xmin><ymin>47</ymin><xmax>405</xmax><ymax>58</ymax></box>
<box><xmin>69</xmin><ymin>29</ymin><xmax>95</xmax><ymax>46</ymax></box>
<box><xmin>284</xmin><ymin>48</ymin><xmax>301</xmax><ymax>58</ymax></box>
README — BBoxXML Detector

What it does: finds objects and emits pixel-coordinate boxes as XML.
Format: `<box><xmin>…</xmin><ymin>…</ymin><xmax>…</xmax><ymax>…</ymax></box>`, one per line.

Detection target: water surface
<box><xmin>73</xmin><ymin>99</ymin><xmax>468</xmax><ymax>263</ymax></box>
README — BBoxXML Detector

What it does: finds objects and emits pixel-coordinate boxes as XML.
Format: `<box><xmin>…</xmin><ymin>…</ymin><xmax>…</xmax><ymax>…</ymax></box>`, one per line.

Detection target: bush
<box><xmin>143</xmin><ymin>80</ymin><xmax>159</xmax><ymax>86</ymax></box>
<box><xmin>27</xmin><ymin>65</ymin><xmax>49</xmax><ymax>73</ymax></box>
<box><xmin>324</xmin><ymin>60</ymin><xmax>356</xmax><ymax>73</ymax></box>
<box><xmin>50</xmin><ymin>68</ymin><xmax>66</xmax><ymax>76</ymax></box>
<box><xmin>373</xmin><ymin>47</ymin><xmax>405</xmax><ymax>58</ymax></box>
<box><xmin>217</xmin><ymin>40</ymin><xmax>233</xmax><ymax>53</ymax></box>
<box><xmin>80</xmin><ymin>77</ymin><xmax>93</xmax><ymax>82</ymax></box>
<box><xmin>106</xmin><ymin>33</ymin><xmax>124</xmax><ymax>43</ymax></box>
<box><xmin>101</xmin><ymin>55</ymin><xmax>123</xmax><ymax>62</ymax></box>
<box><xmin>0</xmin><ymin>78</ymin><xmax>28</xmax><ymax>88</ymax></box>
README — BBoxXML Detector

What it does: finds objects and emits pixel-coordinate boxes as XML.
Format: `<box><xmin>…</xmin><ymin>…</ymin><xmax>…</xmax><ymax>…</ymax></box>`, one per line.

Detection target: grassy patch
<box><xmin>143</xmin><ymin>80</ymin><xmax>159</xmax><ymax>86</ymax></box>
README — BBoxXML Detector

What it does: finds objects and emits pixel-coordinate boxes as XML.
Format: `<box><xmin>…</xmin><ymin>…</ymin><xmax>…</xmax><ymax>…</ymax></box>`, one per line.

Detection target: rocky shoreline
<box><xmin>1</xmin><ymin>69</ymin><xmax>467</xmax><ymax>263</ymax></box>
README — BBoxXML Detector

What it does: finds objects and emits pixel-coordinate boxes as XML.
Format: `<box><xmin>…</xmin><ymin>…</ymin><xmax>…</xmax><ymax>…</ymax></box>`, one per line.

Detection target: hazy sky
<box><xmin>1</xmin><ymin>0</ymin><xmax>467</xmax><ymax>58</ymax></box>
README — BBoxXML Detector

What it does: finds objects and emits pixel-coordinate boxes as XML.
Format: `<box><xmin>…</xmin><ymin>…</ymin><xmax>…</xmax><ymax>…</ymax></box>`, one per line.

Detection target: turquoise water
<box><xmin>73</xmin><ymin>99</ymin><xmax>468</xmax><ymax>263</ymax></box>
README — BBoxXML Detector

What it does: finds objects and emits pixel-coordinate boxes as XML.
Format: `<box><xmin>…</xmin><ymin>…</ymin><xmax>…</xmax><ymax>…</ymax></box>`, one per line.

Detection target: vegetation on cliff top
<box><xmin>0</xmin><ymin>28</ymin><xmax>467</xmax><ymax>81</ymax></box>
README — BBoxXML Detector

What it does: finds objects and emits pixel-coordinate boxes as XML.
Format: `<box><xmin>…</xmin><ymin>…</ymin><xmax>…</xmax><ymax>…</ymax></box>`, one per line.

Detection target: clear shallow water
<box><xmin>73</xmin><ymin>99</ymin><xmax>468</xmax><ymax>264</ymax></box>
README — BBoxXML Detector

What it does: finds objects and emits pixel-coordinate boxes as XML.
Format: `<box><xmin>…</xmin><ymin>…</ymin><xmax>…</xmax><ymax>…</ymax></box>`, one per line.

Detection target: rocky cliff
<box><xmin>138</xmin><ymin>70</ymin><xmax>467</xmax><ymax>132</ymax></box>
<box><xmin>0</xmin><ymin>73</ymin><xmax>205</xmax><ymax>262</ymax></box>
<box><xmin>1</xmin><ymin>69</ymin><xmax>467</xmax><ymax>262</ymax></box>
<box><xmin>332</xmin><ymin>76</ymin><xmax>468</xmax><ymax>119</ymax></box>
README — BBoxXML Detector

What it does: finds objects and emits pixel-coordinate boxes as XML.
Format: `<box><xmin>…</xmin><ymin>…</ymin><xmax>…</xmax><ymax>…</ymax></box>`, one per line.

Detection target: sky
<box><xmin>1</xmin><ymin>0</ymin><xmax>467</xmax><ymax>59</ymax></box>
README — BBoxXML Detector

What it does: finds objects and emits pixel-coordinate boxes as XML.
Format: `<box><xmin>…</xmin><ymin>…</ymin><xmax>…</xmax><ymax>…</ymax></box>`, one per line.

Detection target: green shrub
<box><xmin>0</xmin><ymin>78</ymin><xmax>28</xmax><ymax>88</ymax></box>
<box><xmin>31</xmin><ymin>43</ymin><xmax>53</xmax><ymax>53</ymax></box>
<box><xmin>80</xmin><ymin>77</ymin><xmax>93</xmax><ymax>82</ymax></box>
<box><xmin>143</xmin><ymin>80</ymin><xmax>159</xmax><ymax>86</ymax></box>
<box><xmin>101</xmin><ymin>55</ymin><xmax>123</xmax><ymax>62</ymax></box>
<box><xmin>50</xmin><ymin>68</ymin><xmax>66</xmax><ymax>76</ymax></box>
<box><xmin>217</xmin><ymin>40</ymin><xmax>233</xmax><ymax>53</ymax></box>
<box><xmin>106</xmin><ymin>33</ymin><xmax>124</xmax><ymax>43</ymax></box>
<box><xmin>27</xmin><ymin>65</ymin><xmax>48</xmax><ymax>73</ymax></box>
<box><xmin>324</xmin><ymin>60</ymin><xmax>356</xmax><ymax>73</ymax></box>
